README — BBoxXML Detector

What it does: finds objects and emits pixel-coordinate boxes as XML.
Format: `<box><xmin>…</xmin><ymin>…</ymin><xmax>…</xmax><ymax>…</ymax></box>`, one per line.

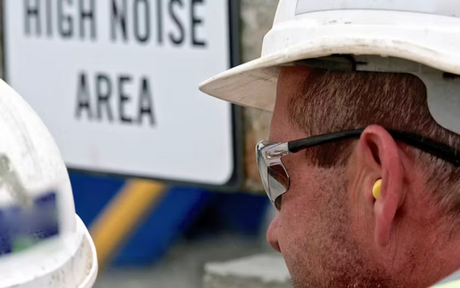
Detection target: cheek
<box><xmin>276</xmin><ymin>167</ymin><xmax>345</xmax><ymax>257</ymax></box>
<box><xmin>280</xmin><ymin>156</ymin><xmax>320</xmax><ymax>217</ymax></box>
<box><xmin>276</xmin><ymin>167</ymin><xmax>319</xmax><ymax>250</ymax></box>
<box><xmin>275</xmin><ymin>176</ymin><xmax>323</xmax><ymax>278</ymax></box>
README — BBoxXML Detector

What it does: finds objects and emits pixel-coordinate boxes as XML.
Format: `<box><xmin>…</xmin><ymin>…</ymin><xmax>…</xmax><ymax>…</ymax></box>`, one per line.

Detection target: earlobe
<box><xmin>357</xmin><ymin>125</ymin><xmax>405</xmax><ymax>248</ymax></box>
<box><xmin>374</xmin><ymin>177</ymin><xmax>397</xmax><ymax>247</ymax></box>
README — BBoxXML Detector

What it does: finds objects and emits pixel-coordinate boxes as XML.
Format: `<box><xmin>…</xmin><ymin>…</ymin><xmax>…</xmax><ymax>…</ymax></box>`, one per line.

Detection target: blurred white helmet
<box><xmin>200</xmin><ymin>0</ymin><xmax>460</xmax><ymax>136</ymax></box>
<box><xmin>0</xmin><ymin>79</ymin><xmax>97</xmax><ymax>287</ymax></box>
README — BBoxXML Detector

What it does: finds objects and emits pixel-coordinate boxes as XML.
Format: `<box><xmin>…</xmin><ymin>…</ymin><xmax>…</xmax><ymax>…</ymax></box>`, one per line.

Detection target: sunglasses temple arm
<box><xmin>387</xmin><ymin>130</ymin><xmax>460</xmax><ymax>167</ymax></box>
<box><xmin>288</xmin><ymin>130</ymin><xmax>364</xmax><ymax>153</ymax></box>
<box><xmin>287</xmin><ymin>128</ymin><xmax>460</xmax><ymax>167</ymax></box>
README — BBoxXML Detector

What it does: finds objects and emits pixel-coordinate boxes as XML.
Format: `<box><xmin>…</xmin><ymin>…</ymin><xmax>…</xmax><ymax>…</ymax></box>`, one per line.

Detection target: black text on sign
<box><xmin>75</xmin><ymin>72</ymin><xmax>156</xmax><ymax>127</ymax></box>
<box><xmin>23</xmin><ymin>0</ymin><xmax>208</xmax><ymax>47</ymax></box>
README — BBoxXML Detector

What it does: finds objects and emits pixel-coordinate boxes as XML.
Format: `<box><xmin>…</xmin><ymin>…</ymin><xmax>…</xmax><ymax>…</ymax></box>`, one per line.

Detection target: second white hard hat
<box><xmin>0</xmin><ymin>79</ymin><xmax>97</xmax><ymax>288</ymax></box>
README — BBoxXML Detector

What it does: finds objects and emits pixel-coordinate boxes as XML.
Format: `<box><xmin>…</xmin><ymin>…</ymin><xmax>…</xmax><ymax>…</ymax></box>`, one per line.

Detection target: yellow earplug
<box><xmin>373</xmin><ymin>179</ymin><xmax>382</xmax><ymax>199</ymax></box>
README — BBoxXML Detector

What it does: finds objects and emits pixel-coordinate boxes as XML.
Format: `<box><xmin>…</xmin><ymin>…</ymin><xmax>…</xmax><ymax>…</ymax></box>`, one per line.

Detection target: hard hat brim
<box><xmin>77</xmin><ymin>215</ymin><xmax>98</xmax><ymax>288</ymax></box>
<box><xmin>199</xmin><ymin>37</ymin><xmax>460</xmax><ymax>112</ymax></box>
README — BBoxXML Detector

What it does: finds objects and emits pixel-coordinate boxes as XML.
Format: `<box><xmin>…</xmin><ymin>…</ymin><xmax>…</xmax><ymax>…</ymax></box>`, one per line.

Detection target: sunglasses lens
<box><xmin>256</xmin><ymin>148</ymin><xmax>269</xmax><ymax>191</ymax></box>
<box><xmin>274</xmin><ymin>196</ymin><xmax>282</xmax><ymax>211</ymax></box>
<box><xmin>268</xmin><ymin>164</ymin><xmax>289</xmax><ymax>192</ymax></box>
<box><xmin>268</xmin><ymin>164</ymin><xmax>289</xmax><ymax>209</ymax></box>
<box><xmin>256</xmin><ymin>145</ymin><xmax>289</xmax><ymax>210</ymax></box>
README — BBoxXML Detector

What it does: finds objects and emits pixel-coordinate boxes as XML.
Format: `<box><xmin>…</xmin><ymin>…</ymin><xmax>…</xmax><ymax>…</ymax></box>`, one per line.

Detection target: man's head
<box><xmin>266</xmin><ymin>66</ymin><xmax>460</xmax><ymax>288</ymax></box>
<box><xmin>199</xmin><ymin>1</ymin><xmax>460</xmax><ymax>287</ymax></box>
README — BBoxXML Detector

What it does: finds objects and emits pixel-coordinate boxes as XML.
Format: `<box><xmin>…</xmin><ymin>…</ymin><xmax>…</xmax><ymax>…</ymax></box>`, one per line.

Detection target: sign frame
<box><xmin>1</xmin><ymin>0</ymin><xmax>244</xmax><ymax>191</ymax></box>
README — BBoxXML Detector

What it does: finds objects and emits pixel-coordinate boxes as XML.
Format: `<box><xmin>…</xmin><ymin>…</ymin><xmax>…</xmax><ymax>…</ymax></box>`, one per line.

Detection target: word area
<box><xmin>75</xmin><ymin>72</ymin><xmax>156</xmax><ymax>127</ymax></box>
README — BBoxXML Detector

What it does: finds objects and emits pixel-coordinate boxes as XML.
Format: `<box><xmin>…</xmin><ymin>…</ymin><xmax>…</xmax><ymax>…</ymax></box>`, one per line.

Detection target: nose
<box><xmin>266</xmin><ymin>214</ymin><xmax>281</xmax><ymax>253</ymax></box>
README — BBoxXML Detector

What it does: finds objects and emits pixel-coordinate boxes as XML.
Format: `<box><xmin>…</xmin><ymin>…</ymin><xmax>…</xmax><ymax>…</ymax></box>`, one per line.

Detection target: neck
<box><xmin>411</xmin><ymin>225</ymin><xmax>460</xmax><ymax>287</ymax></box>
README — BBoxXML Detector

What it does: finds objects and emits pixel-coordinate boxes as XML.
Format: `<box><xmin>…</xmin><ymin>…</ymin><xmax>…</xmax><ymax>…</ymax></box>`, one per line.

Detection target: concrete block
<box><xmin>203</xmin><ymin>254</ymin><xmax>292</xmax><ymax>288</ymax></box>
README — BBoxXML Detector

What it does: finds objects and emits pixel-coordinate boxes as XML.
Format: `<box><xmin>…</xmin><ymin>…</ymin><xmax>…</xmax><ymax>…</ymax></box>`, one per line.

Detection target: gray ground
<box><xmin>95</xmin><ymin>235</ymin><xmax>269</xmax><ymax>288</ymax></box>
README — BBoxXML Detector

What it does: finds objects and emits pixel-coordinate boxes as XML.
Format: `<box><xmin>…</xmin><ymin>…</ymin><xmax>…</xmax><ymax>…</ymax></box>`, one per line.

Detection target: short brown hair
<box><xmin>288</xmin><ymin>69</ymin><xmax>460</xmax><ymax>215</ymax></box>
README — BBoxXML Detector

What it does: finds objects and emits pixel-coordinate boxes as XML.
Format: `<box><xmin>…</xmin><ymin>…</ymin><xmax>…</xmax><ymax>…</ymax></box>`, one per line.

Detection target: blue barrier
<box><xmin>70</xmin><ymin>172</ymin><xmax>270</xmax><ymax>266</ymax></box>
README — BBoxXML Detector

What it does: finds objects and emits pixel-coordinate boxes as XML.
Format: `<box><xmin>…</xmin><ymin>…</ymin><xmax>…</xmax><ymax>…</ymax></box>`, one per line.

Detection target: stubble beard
<box><xmin>286</xmin><ymin>168</ymin><xmax>394</xmax><ymax>288</ymax></box>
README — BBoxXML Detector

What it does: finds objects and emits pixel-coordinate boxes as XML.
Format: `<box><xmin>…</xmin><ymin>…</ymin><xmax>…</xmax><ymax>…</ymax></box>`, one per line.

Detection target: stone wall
<box><xmin>240</xmin><ymin>0</ymin><xmax>278</xmax><ymax>192</ymax></box>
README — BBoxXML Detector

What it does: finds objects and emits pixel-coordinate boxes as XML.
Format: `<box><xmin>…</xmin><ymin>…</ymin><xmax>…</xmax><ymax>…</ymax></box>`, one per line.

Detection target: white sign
<box><xmin>4</xmin><ymin>0</ymin><xmax>236</xmax><ymax>186</ymax></box>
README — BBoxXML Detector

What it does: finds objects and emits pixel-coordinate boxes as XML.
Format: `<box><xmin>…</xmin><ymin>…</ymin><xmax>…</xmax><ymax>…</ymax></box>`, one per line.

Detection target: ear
<box><xmin>356</xmin><ymin>125</ymin><xmax>406</xmax><ymax>247</ymax></box>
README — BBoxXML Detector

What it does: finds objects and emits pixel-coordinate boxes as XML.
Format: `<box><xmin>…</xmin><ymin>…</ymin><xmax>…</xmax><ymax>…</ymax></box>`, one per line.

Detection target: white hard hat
<box><xmin>200</xmin><ymin>0</ymin><xmax>460</xmax><ymax>135</ymax></box>
<box><xmin>0</xmin><ymin>80</ymin><xmax>97</xmax><ymax>287</ymax></box>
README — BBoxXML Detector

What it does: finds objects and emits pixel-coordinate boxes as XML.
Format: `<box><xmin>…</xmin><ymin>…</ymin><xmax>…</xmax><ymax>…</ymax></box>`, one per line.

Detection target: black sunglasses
<box><xmin>256</xmin><ymin>129</ymin><xmax>460</xmax><ymax>210</ymax></box>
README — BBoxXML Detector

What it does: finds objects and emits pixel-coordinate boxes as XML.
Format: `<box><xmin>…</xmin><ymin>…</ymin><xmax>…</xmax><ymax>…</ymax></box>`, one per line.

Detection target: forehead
<box><xmin>276</xmin><ymin>66</ymin><xmax>313</xmax><ymax>106</ymax></box>
<box><xmin>269</xmin><ymin>67</ymin><xmax>313</xmax><ymax>142</ymax></box>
